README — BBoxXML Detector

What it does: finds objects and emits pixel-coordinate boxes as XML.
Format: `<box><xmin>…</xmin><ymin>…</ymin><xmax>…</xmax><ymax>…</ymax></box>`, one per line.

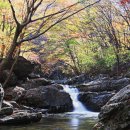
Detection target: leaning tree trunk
<box><xmin>0</xmin><ymin>26</ymin><xmax>21</xmax><ymax>80</ymax></box>
<box><xmin>0</xmin><ymin>42</ymin><xmax>17</xmax><ymax>79</ymax></box>
<box><xmin>3</xmin><ymin>47</ymin><xmax>20</xmax><ymax>88</ymax></box>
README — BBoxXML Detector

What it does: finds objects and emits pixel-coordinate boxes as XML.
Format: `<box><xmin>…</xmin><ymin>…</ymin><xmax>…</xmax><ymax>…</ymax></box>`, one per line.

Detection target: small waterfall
<box><xmin>63</xmin><ymin>85</ymin><xmax>86</xmax><ymax>113</ymax></box>
<box><xmin>63</xmin><ymin>85</ymin><xmax>98</xmax><ymax>116</ymax></box>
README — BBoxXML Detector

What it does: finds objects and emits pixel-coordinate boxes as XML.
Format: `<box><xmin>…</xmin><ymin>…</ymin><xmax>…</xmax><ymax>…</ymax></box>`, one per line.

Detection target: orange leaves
<box><xmin>120</xmin><ymin>0</ymin><xmax>130</xmax><ymax>5</ymax></box>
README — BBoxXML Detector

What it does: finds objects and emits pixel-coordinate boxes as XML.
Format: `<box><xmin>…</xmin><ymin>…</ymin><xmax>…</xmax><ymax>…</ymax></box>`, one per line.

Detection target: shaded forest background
<box><xmin>0</xmin><ymin>0</ymin><xmax>130</xmax><ymax>81</ymax></box>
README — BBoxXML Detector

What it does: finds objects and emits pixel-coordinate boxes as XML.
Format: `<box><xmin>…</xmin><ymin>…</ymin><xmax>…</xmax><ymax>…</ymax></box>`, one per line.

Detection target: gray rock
<box><xmin>19</xmin><ymin>105</ymin><xmax>48</xmax><ymax>114</ymax></box>
<box><xmin>5</xmin><ymin>86</ymin><xmax>26</xmax><ymax>101</ymax></box>
<box><xmin>125</xmin><ymin>72</ymin><xmax>130</xmax><ymax>78</ymax></box>
<box><xmin>98</xmin><ymin>85</ymin><xmax>130</xmax><ymax>130</ymax></box>
<box><xmin>0</xmin><ymin>107</ymin><xmax>13</xmax><ymax>116</ymax></box>
<box><xmin>20</xmin><ymin>84</ymin><xmax>73</xmax><ymax>113</ymax></box>
<box><xmin>78</xmin><ymin>91</ymin><xmax>115</xmax><ymax>112</ymax></box>
<box><xmin>2</xmin><ymin>101</ymin><xmax>13</xmax><ymax>108</ymax></box>
<box><xmin>0</xmin><ymin>84</ymin><xmax>4</xmax><ymax>110</ymax></box>
<box><xmin>77</xmin><ymin>78</ymin><xmax>130</xmax><ymax>92</ymax></box>
<box><xmin>0</xmin><ymin>57</ymin><xmax>34</xmax><ymax>80</ymax></box>
<box><xmin>20</xmin><ymin>78</ymin><xmax>53</xmax><ymax>90</ymax></box>
<box><xmin>9</xmin><ymin>101</ymin><xmax>20</xmax><ymax>109</ymax></box>
<box><xmin>0</xmin><ymin>111</ymin><xmax>42</xmax><ymax>125</ymax></box>
<box><xmin>28</xmin><ymin>73</ymin><xmax>41</xmax><ymax>79</ymax></box>
<box><xmin>1</xmin><ymin>70</ymin><xmax>17</xmax><ymax>86</ymax></box>
<box><xmin>13</xmin><ymin>56</ymin><xmax>34</xmax><ymax>80</ymax></box>
<box><xmin>64</xmin><ymin>74</ymin><xmax>91</xmax><ymax>85</ymax></box>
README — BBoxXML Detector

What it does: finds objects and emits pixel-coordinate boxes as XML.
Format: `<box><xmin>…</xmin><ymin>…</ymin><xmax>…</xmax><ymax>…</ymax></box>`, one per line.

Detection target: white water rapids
<box><xmin>63</xmin><ymin>85</ymin><xmax>98</xmax><ymax>117</ymax></box>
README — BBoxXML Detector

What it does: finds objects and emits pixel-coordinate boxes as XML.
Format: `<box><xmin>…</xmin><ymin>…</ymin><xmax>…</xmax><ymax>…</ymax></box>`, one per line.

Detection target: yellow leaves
<box><xmin>0</xmin><ymin>1</ymin><xmax>9</xmax><ymax>9</ymax></box>
<box><xmin>0</xmin><ymin>30</ymin><xmax>5</xmax><ymax>40</ymax></box>
<box><xmin>0</xmin><ymin>30</ymin><xmax>11</xmax><ymax>52</ymax></box>
<box><xmin>89</xmin><ymin>7</ymin><xmax>97</xmax><ymax>16</ymax></box>
<box><xmin>0</xmin><ymin>31</ymin><xmax>8</xmax><ymax>43</ymax></box>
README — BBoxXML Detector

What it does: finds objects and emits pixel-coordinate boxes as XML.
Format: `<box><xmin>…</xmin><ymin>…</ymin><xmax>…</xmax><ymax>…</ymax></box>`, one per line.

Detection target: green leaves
<box><xmin>0</xmin><ymin>1</ymin><xmax>9</xmax><ymax>9</ymax></box>
<box><xmin>66</xmin><ymin>39</ymin><xmax>79</xmax><ymax>46</ymax></box>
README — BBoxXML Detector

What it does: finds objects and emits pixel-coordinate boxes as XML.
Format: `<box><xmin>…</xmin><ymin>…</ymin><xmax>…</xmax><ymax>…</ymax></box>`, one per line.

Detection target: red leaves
<box><xmin>120</xmin><ymin>0</ymin><xmax>130</xmax><ymax>5</ymax></box>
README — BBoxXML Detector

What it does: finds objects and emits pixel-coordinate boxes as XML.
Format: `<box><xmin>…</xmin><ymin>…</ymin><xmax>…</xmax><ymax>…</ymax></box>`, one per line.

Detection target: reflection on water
<box><xmin>0</xmin><ymin>113</ymin><xmax>98</xmax><ymax>130</ymax></box>
<box><xmin>71</xmin><ymin>117</ymin><xmax>79</xmax><ymax>127</ymax></box>
<box><xmin>70</xmin><ymin>116</ymin><xmax>80</xmax><ymax>130</ymax></box>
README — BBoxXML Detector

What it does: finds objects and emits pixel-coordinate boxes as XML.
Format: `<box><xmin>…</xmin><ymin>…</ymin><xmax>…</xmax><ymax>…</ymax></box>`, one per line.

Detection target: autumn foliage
<box><xmin>120</xmin><ymin>0</ymin><xmax>130</xmax><ymax>5</ymax></box>
<box><xmin>0</xmin><ymin>0</ymin><xmax>130</xmax><ymax>78</ymax></box>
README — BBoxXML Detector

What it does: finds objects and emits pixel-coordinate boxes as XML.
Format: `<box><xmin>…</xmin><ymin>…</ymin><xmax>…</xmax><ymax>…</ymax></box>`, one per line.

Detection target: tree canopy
<box><xmin>0</xmin><ymin>0</ymin><xmax>130</xmax><ymax>82</ymax></box>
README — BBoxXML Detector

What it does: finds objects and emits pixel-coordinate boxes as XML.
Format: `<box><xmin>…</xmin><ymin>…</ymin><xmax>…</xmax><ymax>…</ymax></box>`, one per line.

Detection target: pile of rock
<box><xmin>4</xmin><ymin>83</ymin><xmax>73</xmax><ymax>114</ymax></box>
<box><xmin>0</xmin><ymin>101</ymin><xmax>42</xmax><ymax>125</ymax></box>
<box><xmin>96</xmin><ymin>85</ymin><xmax>130</xmax><ymax>130</ymax></box>
<box><xmin>77</xmin><ymin>77</ymin><xmax>130</xmax><ymax>112</ymax></box>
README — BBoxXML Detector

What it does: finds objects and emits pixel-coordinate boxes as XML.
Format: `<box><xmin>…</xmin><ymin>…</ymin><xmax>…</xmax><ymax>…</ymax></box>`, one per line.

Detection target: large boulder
<box><xmin>0</xmin><ymin>70</ymin><xmax>17</xmax><ymax>86</ymax></box>
<box><xmin>20</xmin><ymin>84</ymin><xmax>73</xmax><ymax>113</ymax></box>
<box><xmin>77</xmin><ymin>78</ymin><xmax>130</xmax><ymax>92</ymax></box>
<box><xmin>13</xmin><ymin>57</ymin><xmax>34</xmax><ymax>79</ymax></box>
<box><xmin>20</xmin><ymin>78</ymin><xmax>53</xmax><ymax>90</ymax></box>
<box><xmin>0</xmin><ymin>111</ymin><xmax>42</xmax><ymax>125</ymax></box>
<box><xmin>98</xmin><ymin>85</ymin><xmax>130</xmax><ymax>130</ymax></box>
<box><xmin>78</xmin><ymin>92</ymin><xmax>115</xmax><ymax>112</ymax></box>
<box><xmin>0</xmin><ymin>57</ymin><xmax>34</xmax><ymax>80</ymax></box>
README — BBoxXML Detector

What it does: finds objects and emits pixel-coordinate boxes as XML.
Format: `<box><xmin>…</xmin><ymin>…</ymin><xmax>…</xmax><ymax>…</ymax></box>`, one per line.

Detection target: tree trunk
<box><xmin>3</xmin><ymin>47</ymin><xmax>20</xmax><ymax>88</ymax></box>
<box><xmin>0</xmin><ymin>25</ymin><xmax>22</xmax><ymax>79</ymax></box>
<box><xmin>115</xmin><ymin>51</ymin><xmax>120</xmax><ymax>76</ymax></box>
<box><xmin>65</xmin><ymin>44</ymin><xmax>80</xmax><ymax>75</ymax></box>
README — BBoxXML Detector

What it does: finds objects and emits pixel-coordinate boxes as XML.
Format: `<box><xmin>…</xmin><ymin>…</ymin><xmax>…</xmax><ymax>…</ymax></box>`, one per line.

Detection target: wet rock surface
<box><xmin>78</xmin><ymin>91</ymin><xmax>115</xmax><ymax>112</ymax></box>
<box><xmin>0</xmin><ymin>99</ymin><xmax>43</xmax><ymax>125</ymax></box>
<box><xmin>98</xmin><ymin>85</ymin><xmax>130</xmax><ymax>130</ymax></box>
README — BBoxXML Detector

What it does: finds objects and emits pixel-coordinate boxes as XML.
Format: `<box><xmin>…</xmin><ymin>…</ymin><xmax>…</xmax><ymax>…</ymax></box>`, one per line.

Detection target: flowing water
<box><xmin>63</xmin><ymin>85</ymin><xmax>98</xmax><ymax>116</ymax></box>
<box><xmin>0</xmin><ymin>85</ymin><xmax>99</xmax><ymax>130</ymax></box>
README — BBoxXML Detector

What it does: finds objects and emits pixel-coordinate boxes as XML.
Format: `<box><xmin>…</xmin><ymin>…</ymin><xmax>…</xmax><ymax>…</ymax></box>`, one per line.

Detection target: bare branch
<box><xmin>30</xmin><ymin>2</ymin><xmax>80</xmax><ymax>23</ymax></box>
<box><xmin>43</xmin><ymin>0</ymin><xmax>56</xmax><ymax>19</ymax></box>
<box><xmin>8</xmin><ymin>0</ymin><xmax>20</xmax><ymax>25</ymax></box>
<box><xmin>21</xmin><ymin>0</ymin><xmax>44</xmax><ymax>26</ymax></box>
<box><xmin>18</xmin><ymin>0</ymin><xmax>101</xmax><ymax>43</ymax></box>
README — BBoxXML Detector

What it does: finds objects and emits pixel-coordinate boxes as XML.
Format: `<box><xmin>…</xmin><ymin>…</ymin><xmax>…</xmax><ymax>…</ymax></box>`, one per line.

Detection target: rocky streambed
<box><xmin>0</xmin><ymin>76</ymin><xmax>129</xmax><ymax>130</ymax></box>
<box><xmin>0</xmin><ymin>57</ymin><xmax>130</xmax><ymax>130</ymax></box>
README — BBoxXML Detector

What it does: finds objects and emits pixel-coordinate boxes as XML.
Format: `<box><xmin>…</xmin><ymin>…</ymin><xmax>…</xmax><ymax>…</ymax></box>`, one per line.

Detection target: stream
<box><xmin>0</xmin><ymin>85</ymin><xmax>99</xmax><ymax>130</ymax></box>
